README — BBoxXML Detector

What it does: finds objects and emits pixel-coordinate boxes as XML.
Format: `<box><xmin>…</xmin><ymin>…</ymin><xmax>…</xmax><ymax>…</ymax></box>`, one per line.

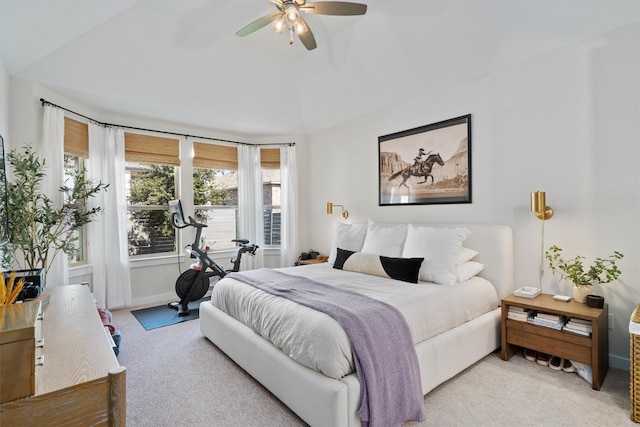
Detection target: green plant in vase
<box><xmin>545</xmin><ymin>245</ymin><xmax>623</xmax><ymax>303</ymax></box>
<box><xmin>5</xmin><ymin>144</ymin><xmax>109</xmax><ymax>278</ymax></box>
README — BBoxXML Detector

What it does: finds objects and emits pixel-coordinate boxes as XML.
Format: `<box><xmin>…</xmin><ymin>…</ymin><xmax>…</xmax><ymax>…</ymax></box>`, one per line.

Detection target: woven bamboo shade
<box><xmin>64</xmin><ymin>117</ymin><xmax>89</xmax><ymax>158</ymax></box>
<box><xmin>260</xmin><ymin>148</ymin><xmax>280</xmax><ymax>169</ymax></box>
<box><xmin>193</xmin><ymin>143</ymin><xmax>280</xmax><ymax>170</ymax></box>
<box><xmin>125</xmin><ymin>132</ymin><xmax>180</xmax><ymax>166</ymax></box>
<box><xmin>193</xmin><ymin>142</ymin><xmax>238</xmax><ymax>170</ymax></box>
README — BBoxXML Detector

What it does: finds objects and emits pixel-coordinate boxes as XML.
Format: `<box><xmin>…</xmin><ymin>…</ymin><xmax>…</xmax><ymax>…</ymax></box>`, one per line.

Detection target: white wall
<box><xmin>303</xmin><ymin>24</ymin><xmax>640</xmax><ymax>368</ymax></box>
<box><xmin>0</xmin><ymin>59</ymin><xmax>8</xmax><ymax>137</ymax></box>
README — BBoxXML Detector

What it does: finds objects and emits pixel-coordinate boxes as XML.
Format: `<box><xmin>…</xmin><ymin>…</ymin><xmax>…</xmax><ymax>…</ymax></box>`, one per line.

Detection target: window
<box><xmin>261</xmin><ymin>148</ymin><xmax>281</xmax><ymax>246</ymax></box>
<box><xmin>63</xmin><ymin>117</ymin><xmax>89</xmax><ymax>264</ymax></box>
<box><xmin>192</xmin><ymin>144</ymin><xmax>282</xmax><ymax>249</ymax></box>
<box><xmin>125</xmin><ymin>133</ymin><xmax>179</xmax><ymax>256</ymax></box>
<box><xmin>63</xmin><ymin>154</ymin><xmax>85</xmax><ymax>264</ymax></box>
<box><xmin>193</xmin><ymin>142</ymin><xmax>238</xmax><ymax>251</ymax></box>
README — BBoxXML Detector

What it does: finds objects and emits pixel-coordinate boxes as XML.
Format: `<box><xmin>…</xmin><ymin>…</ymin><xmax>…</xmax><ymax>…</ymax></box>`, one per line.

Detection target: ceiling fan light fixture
<box><xmin>273</xmin><ymin>15</ymin><xmax>286</xmax><ymax>33</ymax></box>
<box><xmin>284</xmin><ymin>3</ymin><xmax>299</xmax><ymax>24</ymax></box>
<box><xmin>294</xmin><ymin>21</ymin><xmax>306</xmax><ymax>34</ymax></box>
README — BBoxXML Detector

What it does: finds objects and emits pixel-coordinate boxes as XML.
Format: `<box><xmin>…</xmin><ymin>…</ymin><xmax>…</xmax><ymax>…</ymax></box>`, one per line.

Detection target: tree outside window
<box><xmin>64</xmin><ymin>154</ymin><xmax>85</xmax><ymax>264</ymax></box>
<box><xmin>126</xmin><ymin>163</ymin><xmax>176</xmax><ymax>256</ymax></box>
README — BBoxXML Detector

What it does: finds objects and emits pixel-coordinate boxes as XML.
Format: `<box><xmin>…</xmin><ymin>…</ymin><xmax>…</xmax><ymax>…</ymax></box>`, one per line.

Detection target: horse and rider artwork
<box><xmin>378</xmin><ymin>115</ymin><xmax>472</xmax><ymax>206</ymax></box>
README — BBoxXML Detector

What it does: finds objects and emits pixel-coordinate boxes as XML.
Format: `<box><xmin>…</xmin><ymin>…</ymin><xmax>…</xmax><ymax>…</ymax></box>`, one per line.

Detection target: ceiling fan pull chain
<box><xmin>289</xmin><ymin>26</ymin><xmax>294</xmax><ymax>45</ymax></box>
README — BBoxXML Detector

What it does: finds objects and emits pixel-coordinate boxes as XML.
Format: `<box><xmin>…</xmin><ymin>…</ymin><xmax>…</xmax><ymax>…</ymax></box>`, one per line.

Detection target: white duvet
<box><xmin>210</xmin><ymin>263</ymin><xmax>499</xmax><ymax>380</ymax></box>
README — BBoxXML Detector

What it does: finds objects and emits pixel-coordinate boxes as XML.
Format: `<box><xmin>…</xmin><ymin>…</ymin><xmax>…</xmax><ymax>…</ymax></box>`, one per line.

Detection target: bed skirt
<box><xmin>200</xmin><ymin>301</ymin><xmax>501</xmax><ymax>427</ymax></box>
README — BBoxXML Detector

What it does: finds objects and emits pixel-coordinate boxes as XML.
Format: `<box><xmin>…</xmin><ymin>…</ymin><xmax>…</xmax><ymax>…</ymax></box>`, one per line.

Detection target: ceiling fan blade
<box><xmin>236</xmin><ymin>11</ymin><xmax>281</xmax><ymax>37</ymax></box>
<box><xmin>269</xmin><ymin>0</ymin><xmax>284</xmax><ymax>11</ymax></box>
<box><xmin>302</xmin><ymin>2</ymin><xmax>367</xmax><ymax>16</ymax></box>
<box><xmin>297</xmin><ymin>16</ymin><xmax>317</xmax><ymax>50</ymax></box>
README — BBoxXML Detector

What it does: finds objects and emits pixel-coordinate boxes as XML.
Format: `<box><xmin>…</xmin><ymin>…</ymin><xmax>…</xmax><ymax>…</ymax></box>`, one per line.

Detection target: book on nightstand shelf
<box><xmin>527</xmin><ymin>312</ymin><xmax>568</xmax><ymax>330</ymax></box>
<box><xmin>563</xmin><ymin>317</ymin><xmax>593</xmax><ymax>336</ymax></box>
<box><xmin>507</xmin><ymin>306</ymin><xmax>533</xmax><ymax>322</ymax></box>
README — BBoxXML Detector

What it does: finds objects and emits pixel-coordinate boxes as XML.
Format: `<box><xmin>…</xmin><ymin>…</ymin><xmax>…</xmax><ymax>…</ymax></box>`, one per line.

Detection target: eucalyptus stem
<box><xmin>545</xmin><ymin>245</ymin><xmax>623</xmax><ymax>287</ymax></box>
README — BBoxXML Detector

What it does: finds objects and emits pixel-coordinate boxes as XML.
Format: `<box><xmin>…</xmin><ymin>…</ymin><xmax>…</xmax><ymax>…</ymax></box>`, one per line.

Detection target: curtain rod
<box><xmin>39</xmin><ymin>98</ymin><xmax>295</xmax><ymax>147</ymax></box>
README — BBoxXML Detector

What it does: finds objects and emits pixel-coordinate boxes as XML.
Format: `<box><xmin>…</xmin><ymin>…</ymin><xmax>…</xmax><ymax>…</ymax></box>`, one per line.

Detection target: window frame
<box><xmin>125</xmin><ymin>162</ymin><xmax>179</xmax><ymax>258</ymax></box>
<box><xmin>63</xmin><ymin>153</ymin><xmax>88</xmax><ymax>266</ymax></box>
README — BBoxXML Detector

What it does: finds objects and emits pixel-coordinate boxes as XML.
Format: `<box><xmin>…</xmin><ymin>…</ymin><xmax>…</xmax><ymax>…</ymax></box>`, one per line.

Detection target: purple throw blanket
<box><xmin>227</xmin><ymin>268</ymin><xmax>424</xmax><ymax>427</ymax></box>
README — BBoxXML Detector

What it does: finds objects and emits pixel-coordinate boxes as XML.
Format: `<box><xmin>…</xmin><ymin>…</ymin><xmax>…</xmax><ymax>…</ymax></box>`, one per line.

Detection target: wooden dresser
<box><xmin>0</xmin><ymin>284</ymin><xmax>126</xmax><ymax>426</ymax></box>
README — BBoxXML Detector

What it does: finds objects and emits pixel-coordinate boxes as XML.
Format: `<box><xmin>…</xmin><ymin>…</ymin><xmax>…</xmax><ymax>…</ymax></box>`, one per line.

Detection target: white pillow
<box><xmin>328</xmin><ymin>222</ymin><xmax>368</xmax><ymax>265</ymax></box>
<box><xmin>457</xmin><ymin>261</ymin><xmax>485</xmax><ymax>282</ymax></box>
<box><xmin>459</xmin><ymin>247</ymin><xmax>479</xmax><ymax>263</ymax></box>
<box><xmin>402</xmin><ymin>224</ymin><xmax>471</xmax><ymax>285</ymax></box>
<box><xmin>360</xmin><ymin>220</ymin><xmax>408</xmax><ymax>257</ymax></box>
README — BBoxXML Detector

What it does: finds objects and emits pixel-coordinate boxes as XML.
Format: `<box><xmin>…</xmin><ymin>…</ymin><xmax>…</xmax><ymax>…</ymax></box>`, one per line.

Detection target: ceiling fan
<box><xmin>236</xmin><ymin>0</ymin><xmax>367</xmax><ymax>51</ymax></box>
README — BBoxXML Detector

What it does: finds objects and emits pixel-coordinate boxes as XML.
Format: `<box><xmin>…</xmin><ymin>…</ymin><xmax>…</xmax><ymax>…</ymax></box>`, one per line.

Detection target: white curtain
<box><xmin>87</xmin><ymin>123</ymin><xmax>132</xmax><ymax>309</ymax></box>
<box><xmin>237</xmin><ymin>145</ymin><xmax>264</xmax><ymax>270</ymax></box>
<box><xmin>41</xmin><ymin>105</ymin><xmax>68</xmax><ymax>287</ymax></box>
<box><xmin>279</xmin><ymin>145</ymin><xmax>298</xmax><ymax>267</ymax></box>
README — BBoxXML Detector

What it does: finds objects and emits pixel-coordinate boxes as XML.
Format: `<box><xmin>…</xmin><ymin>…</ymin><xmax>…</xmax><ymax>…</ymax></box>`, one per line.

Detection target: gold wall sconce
<box><xmin>531</xmin><ymin>191</ymin><xmax>553</xmax><ymax>220</ymax></box>
<box><xmin>326</xmin><ymin>202</ymin><xmax>349</xmax><ymax>219</ymax></box>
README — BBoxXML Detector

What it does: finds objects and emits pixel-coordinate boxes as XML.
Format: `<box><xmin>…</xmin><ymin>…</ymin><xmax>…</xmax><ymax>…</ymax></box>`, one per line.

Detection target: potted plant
<box><xmin>4</xmin><ymin>144</ymin><xmax>108</xmax><ymax>290</ymax></box>
<box><xmin>545</xmin><ymin>244</ymin><xmax>623</xmax><ymax>303</ymax></box>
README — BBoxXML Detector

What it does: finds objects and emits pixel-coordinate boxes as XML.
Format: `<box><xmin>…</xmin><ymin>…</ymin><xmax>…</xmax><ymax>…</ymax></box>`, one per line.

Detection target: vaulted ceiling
<box><xmin>1</xmin><ymin>0</ymin><xmax>638</xmax><ymax>136</ymax></box>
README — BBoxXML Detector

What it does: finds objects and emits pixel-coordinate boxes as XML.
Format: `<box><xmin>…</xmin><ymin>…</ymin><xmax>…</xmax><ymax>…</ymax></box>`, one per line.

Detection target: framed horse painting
<box><xmin>378</xmin><ymin>114</ymin><xmax>472</xmax><ymax>206</ymax></box>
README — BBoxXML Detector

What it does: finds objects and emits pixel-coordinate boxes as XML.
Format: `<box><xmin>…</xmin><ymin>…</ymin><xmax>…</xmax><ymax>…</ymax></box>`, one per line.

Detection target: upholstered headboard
<box><xmin>330</xmin><ymin>222</ymin><xmax>514</xmax><ymax>300</ymax></box>
<box><xmin>450</xmin><ymin>224</ymin><xmax>514</xmax><ymax>300</ymax></box>
<box><xmin>402</xmin><ymin>223</ymin><xmax>513</xmax><ymax>299</ymax></box>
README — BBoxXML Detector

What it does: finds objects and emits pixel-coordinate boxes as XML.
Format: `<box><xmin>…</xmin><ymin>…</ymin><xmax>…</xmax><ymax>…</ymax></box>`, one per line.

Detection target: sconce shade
<box><xmin>530</xmin><ymin>191</ymin><xmax>553</xmax><ymax>220</ymax></box>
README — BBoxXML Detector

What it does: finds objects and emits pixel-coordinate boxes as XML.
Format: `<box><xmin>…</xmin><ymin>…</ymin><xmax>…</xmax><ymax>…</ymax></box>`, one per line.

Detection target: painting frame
<box><xmin>378</xmin><ymin>114</ymin><xmax>472</xmax><ymax>206</ymax></box>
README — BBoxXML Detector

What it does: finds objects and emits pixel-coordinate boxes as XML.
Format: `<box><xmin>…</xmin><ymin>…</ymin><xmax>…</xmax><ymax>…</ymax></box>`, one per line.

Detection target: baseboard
<box><xmin>131</xmin><ymin>292</ymin><xmax>177</xmax><ymax>308</ymax></box>
<box><xmin>130</xmin><ymin>289</ymin><xmax>213</xmax><ymax>309</ymax></box>
<box><xmin>610</xmin><ymin>354</ymin><xmax>630</xmax><ymax>372</ymax></box>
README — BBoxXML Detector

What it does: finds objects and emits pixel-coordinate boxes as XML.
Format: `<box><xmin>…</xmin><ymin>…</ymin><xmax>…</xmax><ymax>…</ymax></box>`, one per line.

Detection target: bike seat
<box><xmin>232</xmin><ymin>238</ymin><xmax>250</xmax><ymax>245</ymax></box>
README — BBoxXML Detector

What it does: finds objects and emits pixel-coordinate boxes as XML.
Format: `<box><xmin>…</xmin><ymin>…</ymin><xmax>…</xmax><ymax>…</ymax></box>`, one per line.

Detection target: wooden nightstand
<box><xmin>501</xmin><ymin>293</ymin><xmax>608</xmax><ymax>390</ymax></box>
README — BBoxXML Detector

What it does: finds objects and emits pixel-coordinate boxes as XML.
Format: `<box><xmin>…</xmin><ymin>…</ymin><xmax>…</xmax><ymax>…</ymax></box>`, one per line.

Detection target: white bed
<box><xmin>200</xmin><ymin>223</ymin><xmax>513</xmax><ymax>426</ymax></box>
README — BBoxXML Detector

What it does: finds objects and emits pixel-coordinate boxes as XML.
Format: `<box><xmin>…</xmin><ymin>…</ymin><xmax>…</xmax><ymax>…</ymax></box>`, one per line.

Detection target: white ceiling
<box><xmin>1</xmin><ymin>0</ymin><xmax>638</xmax><ymax>136</ymax></box>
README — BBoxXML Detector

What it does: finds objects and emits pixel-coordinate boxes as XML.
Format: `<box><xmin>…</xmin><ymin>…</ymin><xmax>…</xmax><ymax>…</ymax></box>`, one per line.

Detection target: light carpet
<box><xmin>112</xmin><ymin>304</ymin><xmax>633</xmax><ymax>426</ymax></box>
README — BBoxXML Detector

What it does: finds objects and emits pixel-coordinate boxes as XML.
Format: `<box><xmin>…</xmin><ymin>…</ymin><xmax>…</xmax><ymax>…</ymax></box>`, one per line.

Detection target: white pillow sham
<box><xmin>328</xmin><ymin>221</ymin><xmax>368</xmax><ymax>265</ymax></box>
<box><xmin>360</xmin><ymin>220</ymin><xmax>408</xmax><ymax>257</ymax></box>
<box><xmin>457</xmin><ymin>261</ymin><xmax>485</xmax><ymax>282</ymax></box>
<box><xmin>402</xmin><ymin>224</ymin><xmax>471</xmax><ymax>285</ymax></box>
<box><xmin>459</xmin><ymin>247</ymin><xmax>479</xmax><ymax>264</ymax></box>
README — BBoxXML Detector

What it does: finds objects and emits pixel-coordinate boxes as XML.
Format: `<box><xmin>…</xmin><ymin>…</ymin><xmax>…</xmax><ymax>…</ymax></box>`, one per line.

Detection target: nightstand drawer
<box><xmin>506</xmin><ymin>326</ymin><xmax>591</xmax><ymax>365</ymax></box>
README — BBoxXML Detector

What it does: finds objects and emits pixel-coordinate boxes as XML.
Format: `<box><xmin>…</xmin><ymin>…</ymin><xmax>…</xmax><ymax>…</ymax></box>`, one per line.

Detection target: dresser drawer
<box><xmin>0</xmin><ymin>300</ymin><xmax>42</xmax><ymax>403</ymax></box>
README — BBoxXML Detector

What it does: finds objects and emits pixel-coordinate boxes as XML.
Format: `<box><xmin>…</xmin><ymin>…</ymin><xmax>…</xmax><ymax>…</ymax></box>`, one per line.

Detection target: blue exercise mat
<box><xmin>131</xmin><ymin>297</ymin><xmax>210</xmax><ymax>330</ymax></box>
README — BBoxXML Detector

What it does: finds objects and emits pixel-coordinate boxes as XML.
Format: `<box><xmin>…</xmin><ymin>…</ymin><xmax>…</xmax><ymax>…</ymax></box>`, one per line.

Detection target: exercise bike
<box><xmin>168</xmin><ymin>199</ymin><xmax>259</xmax><ymax>316</ymax></box>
